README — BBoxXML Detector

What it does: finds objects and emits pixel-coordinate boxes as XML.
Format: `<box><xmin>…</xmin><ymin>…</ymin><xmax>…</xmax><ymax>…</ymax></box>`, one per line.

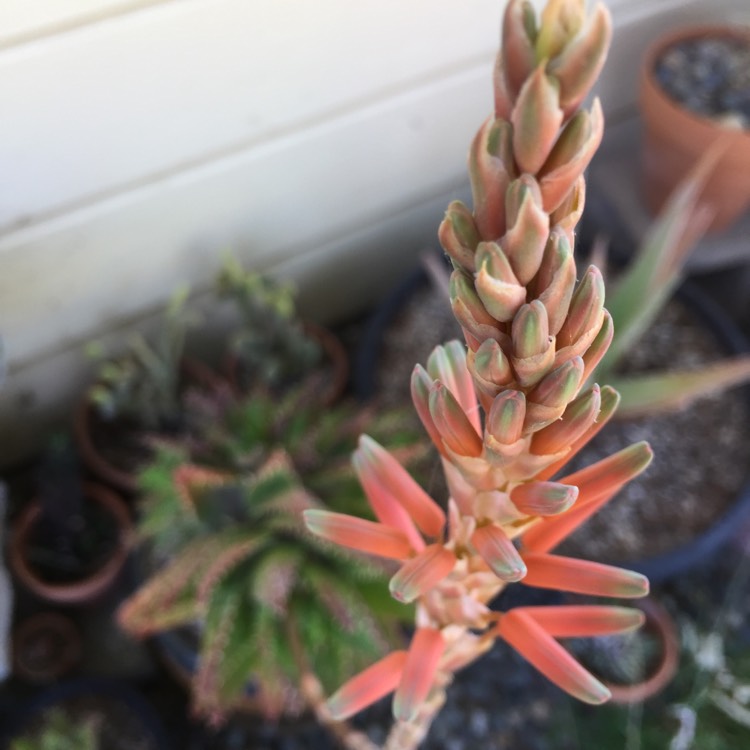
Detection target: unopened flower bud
<box><xmin>538</xmin><ymin>98</ymin><xmax>604</xmax><ymax>212</ymax></box>
<box><xmin>439</xmin><ymin>201</ymin><xmax>480</xmax><ymax>273</ymax></box>
<box><xmin>531</xmin><ymin>384</ymin><xmax>601</xmax><ymax>455</ymax></box>
<box><xmin>475</xmin><ymin>242</ymin><xmax>527</xmax><ymax>322</ymax></box>
<box><xmin>501</xmin><ymin>0</ymin><xmax>538</xmax><ymax>99</ymax></box>
<box><xmin>533</xmin><ymin>230</ymin><xmax>577</xmax><ymax>335</ymax></box>
<box><xmin>470</xmin><ymin>120</ymin><xmax>515</xmax><ymax>241</ymax></box>
<box><xmin>502</xmin><ymin>176</ymin><xmax>550</xmax><ymax>285</ymax></box>
<box><xmin>512</xmin><ymin>65</ymin><xmax>564</xmax><ymax>174</ymax></box>
<box><xmin>550</xmin><ymin>3</ymin><xmax>612</xmax><ymax>115</ymax></box>
<box><xmin>511</xmin><ymin>300</ymin><xmax>556</xmax><ymax>388</ymax></box>
<box><xmin>557</xmin><ymin>265</ymin><xmax>605</xmax><ymax>351</ymax></box>
<box><xmin>524</xmin><ymin>357</ymin><xmax>585</xmax><ymax>432</ymax></box>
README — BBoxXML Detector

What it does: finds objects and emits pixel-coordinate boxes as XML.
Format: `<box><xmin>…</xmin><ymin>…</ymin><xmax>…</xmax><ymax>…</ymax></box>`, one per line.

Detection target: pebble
<box><xmin>655</xmin><ymin>35</ymin><xmax>750</xmax><ymax>128</ymax></box>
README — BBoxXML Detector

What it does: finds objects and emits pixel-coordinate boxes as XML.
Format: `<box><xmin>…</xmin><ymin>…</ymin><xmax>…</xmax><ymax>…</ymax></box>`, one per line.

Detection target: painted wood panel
<box><xmin>0</xmin><ymin>65</ymin><xmax>489</xmax><ymax>368</ymax></box>
<box><xmin>0</xmin><ymin>0</ymin><xmax>503</xmax><ymax>234</ymax></box>
<box><xmin>0</xmin><ymin>1</ymin><xmax>166</xmax><ymax>48</ymax></box>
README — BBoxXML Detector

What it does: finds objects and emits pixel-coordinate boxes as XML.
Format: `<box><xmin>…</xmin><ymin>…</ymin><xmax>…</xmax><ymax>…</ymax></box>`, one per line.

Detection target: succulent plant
<box><xmin>118</xmin><ymin>383</ymin><xmax>421</xmax><ymax>724</ymax></box>
<box><xmin>303</xmin><ymin>2</ymin><xmax>665</xmax><ymax>748</ymax></box>
<box><xmin>11</xmin><ymin>710</ymin><xmax>99</xmax><ymax>750</ymax></box>
<box><xmin>86</xmin><ymin>286</ymin><xmax>197</xmax><ymax>431</ymax></box>
<box><xmin>590</xmin><ymin>152</ymin><xmax>750</xmax><ymax>417</ymax></box>
<box><xmin>217</xmin><ymin>257</ymin><xmax>321</xmax><ymax>391</ymax></box>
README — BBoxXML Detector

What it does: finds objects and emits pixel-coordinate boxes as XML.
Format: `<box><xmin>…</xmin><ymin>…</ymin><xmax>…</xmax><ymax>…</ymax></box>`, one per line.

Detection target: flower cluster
<box><xmin>304</xmin><ymin>1</ymin><xmax>654</xmax><ymax>746</ymax></box>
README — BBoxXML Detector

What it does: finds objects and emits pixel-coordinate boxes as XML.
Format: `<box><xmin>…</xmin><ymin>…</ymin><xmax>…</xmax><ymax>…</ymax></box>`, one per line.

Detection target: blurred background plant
<box><xmin>118</xmin><ymin>378</ymin><xmax>423</xmax><ymax>724</ymax></box>
<box><xmin>10</xmin><ymin>709</ymin><xmax>100</xmax><ymax>750</ymax></box>
<box><xmin>85</xmin><ymin>286</ymin><xmax>198</xmax><ymax>432</ymax></box>
<box><xmin>587</xmin><ymin>148</ymin><xmax>750</xmax><ymax>417</ymax></box>
<box><xmin>217</xmin><ymin>257</ymin><xmax>321</xmax><ymax>392</ymax></box>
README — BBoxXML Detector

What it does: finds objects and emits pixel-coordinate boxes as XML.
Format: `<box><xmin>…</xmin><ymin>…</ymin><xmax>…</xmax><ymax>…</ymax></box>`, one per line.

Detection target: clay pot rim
<box><xmin>640</xmin><ymin>23</ymin><xmax>750</xmax><ymax>140</ymax></box>
<box><xmin>224</xmin><ymin>320</ymin><xmax>350</xmax><ymax>407</ymax></box>
<box><xmin>8</xmin><ymin>481</ymin><xmax>133</xmax><ymax>604</ymax></box>
<box><xmin>12</xmin><ymin>611</ymin><xmax>82</xmax><ymax>683</ymax></box>
<box><xmin>73</xmin><ymin>357</ymin><xmax>230</xmax><ymax>495</ymax></box>
<box><xmin>73</xmin><ymin>399</ymin><xmax>138</xmax><ymax>494</ymax></box>
<box><xmin>605</xmin><ymin>597</ymin><xmax>680</xmax><ymax>704</ymax></box>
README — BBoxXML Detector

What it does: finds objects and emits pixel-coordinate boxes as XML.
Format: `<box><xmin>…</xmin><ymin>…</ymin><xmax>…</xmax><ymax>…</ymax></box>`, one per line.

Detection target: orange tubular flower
<box><xmin>302</xmin><ymin>2</ymin><xmax>660</xmax><ymax>746</ymax></box>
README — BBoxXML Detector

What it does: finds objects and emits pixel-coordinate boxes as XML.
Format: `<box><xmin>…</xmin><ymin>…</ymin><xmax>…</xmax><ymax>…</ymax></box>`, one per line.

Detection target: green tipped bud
<box><xmin>471</xmin><ymin>524</ymin><xmax>527</xmax><ymax>582</ymax></box>
<box><xmin>529</xmin><ymin>356</ymin><xmax>584</xmax><ymax>408</ymax></box>
<box><xmin>450</xmin><ymin>269</ymin><xmax>506</xmax><ymax>345</ymax></box>
<box><xmin>582</xmin><ymin>309</ymin><xmax>614</xmax><ymax>382</ymax></box>
<box><xmin>512</xmin><ymin>65</ymin><xmax>564</xmax><ymax>175</ymax></box>
<box><xmin>536</xmin><ymin>0</ymin><xmax>585</xmax><ymax>61</ymax></box>
<box><xmin>534</xmin><ymin>230</ymin><xmax>577</xmax><ymax>335</ymax></box>
<box><xmin>550</xmin><ymin>3</ymin><xmax>613</xmax><ymax>115</ymax></box>
<box><xmin>557</xmin><ymin>265</ymin><xmax>606</xmax><ymax>350</ymax></box>
<box><xmin>510</xmin><ymin>480</ymin><xmax>579</xmax><ymax>516</ymax></box>
<box><xmin>539</xmin><ymin>98</ymin><xmax>604</xmax><ymax>212</ymax></box>
<box><xmin>501</xmin><ymin>0</ymin><xmax>538</xmax><ymax>99</ymax></box>
<box><xmin>486</xmin><ymin>390</ymin><xmax>527</xmax><ymax>447</ymax></box>
<box><xmin>502</xmin><ymin>176</ymin><xmax>550</xmax><ymax>285</ymax></box>
<box><xmin>512</xmin><ymin>300</ymin><xmax>550</xmax><ymax>359</ymax></box>
<box><xmin>531</xmin><ymin>384</ymin><xmax>601</xmax><ymax>456</ymax></box>
<box><xmin>439</xmin><ymin>201</ymin><xmax>480</xmax><ymax>273</ymax></box>
<box><xmin>510</xmin><ymin>301</ymin><xmax>556</xmax><ymax>388</ymax></box>
<box><xmin>524</xmin><ymin>357</ymin><xmax>585</xmax><ymax>432</ymax></box>
<box><xmin>475</xmin><ymin>242</ymin><xmax>527</xmax><ymax>322</ymax></box>
<box><xmin>473</xmin><ymin>339</ymin><xmax>513</xmax><ymax>389</ymax></box>
<box><xmin>469</xmin><ymin>120</ymin><xmax>515</xmax><ymax>241</ymax></box>
<box><xmin>550</xmin><ymin>174</ymin><xmax>586</xmax><ymax>242</ymax></box>
<box><xmin>429</xmin><ymin>382</ymin><xmax>483</xmax><ymax>458</ymax></box>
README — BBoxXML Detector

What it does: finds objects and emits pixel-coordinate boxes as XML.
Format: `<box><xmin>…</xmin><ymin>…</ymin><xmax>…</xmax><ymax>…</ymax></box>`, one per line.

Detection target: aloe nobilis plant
<box><xmin>303</xmin><ymin>1</ymin><xmax>660</xmax><ymax>748</ymax></box>
<box><xmin>117</xmin><ymin>383</ymin><xmax>422</xmax><ymax>733</ymax></box>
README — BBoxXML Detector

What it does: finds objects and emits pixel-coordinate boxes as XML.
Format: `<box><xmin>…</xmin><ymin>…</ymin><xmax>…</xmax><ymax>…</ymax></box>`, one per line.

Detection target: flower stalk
<box><xmin>304</xmin><ymin>2</ymin><xmax>656</xmax><ymax>748</ymax></box>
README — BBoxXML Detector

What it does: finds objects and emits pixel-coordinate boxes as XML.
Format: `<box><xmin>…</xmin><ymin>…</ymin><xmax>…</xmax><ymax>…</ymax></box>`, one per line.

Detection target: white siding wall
<box><xmin>1</xmin><ymin>0</ymin><xmax>748</xmax><ymax>465</ymax></box>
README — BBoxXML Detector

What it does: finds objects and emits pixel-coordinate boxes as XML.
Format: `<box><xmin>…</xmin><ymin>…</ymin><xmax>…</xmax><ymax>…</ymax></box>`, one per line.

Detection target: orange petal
<box><xmin>303</xmin><ymin>510</ymin><xmax>413</xmax><ymax>560</ymax></box>
<box><xmin>471</xmin><ymin>524</ymin><xmax>527</xmax><ymax>582</ymax></box>
<box><xmin>393</xmin><ymin>628</ymin><xmax>445</xmax><ymax>721</ymax></box>
<box><xmin>353</xmin><ymin>452</ymin><xmax>425</xmax><ymax>553</ymax></box>
<box><xmin>523</xmin><ymin>553</ymin><xmax>649</xmax><ymax>598</ymax></box>
<box><xmin>523</xmin><ymin>441</ymin><xmax>654</xmax><ymax>553</ymax></box>
<box><xmin>518</xmin><ymin>605</ymin><xmax>646</xmax><ymax>638</ymax></box>
<box><xmin>497</xmin><ymin>609</ymin><xmax>610</xmax><ymax>704</ymax></box>
<box><xmin>357</xmin><ymin>436</ymin><xmax>445</xmax><ymax>539</ymax></box>
<box><xmin>327</xmin><ymin>651</ymin><xmax>408</xmax><ymax>720</ymax></box>
<box><xmin>560</xmin><ymin>441</ymin><xmax>654</xmax><ymax>501</ymax></box>
<box><xmin>389</xmin><ymin>544</ymin><xmax>456</xmax><ymax>603</ymax></box>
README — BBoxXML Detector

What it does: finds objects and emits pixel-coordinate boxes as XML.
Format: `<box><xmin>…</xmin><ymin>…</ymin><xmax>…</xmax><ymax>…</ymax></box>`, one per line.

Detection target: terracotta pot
<box><xmin>73</xmin><ymin>357</ymin><xmax>229</xmax><ymax>495</ymax></box>
<box><xmin>225</xmin><ymin>321</ymin><xmax>349</xmax><ymax>407</ymax></box>
<box><xmin>8</xmin><ymin>482</ymin><xmax>133</xmax><ymax>604</ymax></box>
<box><xmin>639</xmin><ymin>25</ymin><xmax>750</xmax><ymax>233</ymax></box>
<box><xmin>605</xmin><ymin>598</ymin><xmax>680</xmax><ymax>704</ymax></box>
<box><xmin>12</xmin><ymin>612</ymin><xmax>82</xmax><ymax>683</ymax></box>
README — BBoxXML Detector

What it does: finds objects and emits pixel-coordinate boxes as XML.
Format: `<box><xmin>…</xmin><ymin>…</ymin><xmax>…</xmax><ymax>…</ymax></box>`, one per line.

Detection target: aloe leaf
<box><xmin>610</xmin><ymin>356</ymin><xmax>750</xmax><ymax>418</ymax></box>
<box><xmin>596</xmin><ymin>145</ymin><xmax>722</xmax><ymax>380</ymax></box>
